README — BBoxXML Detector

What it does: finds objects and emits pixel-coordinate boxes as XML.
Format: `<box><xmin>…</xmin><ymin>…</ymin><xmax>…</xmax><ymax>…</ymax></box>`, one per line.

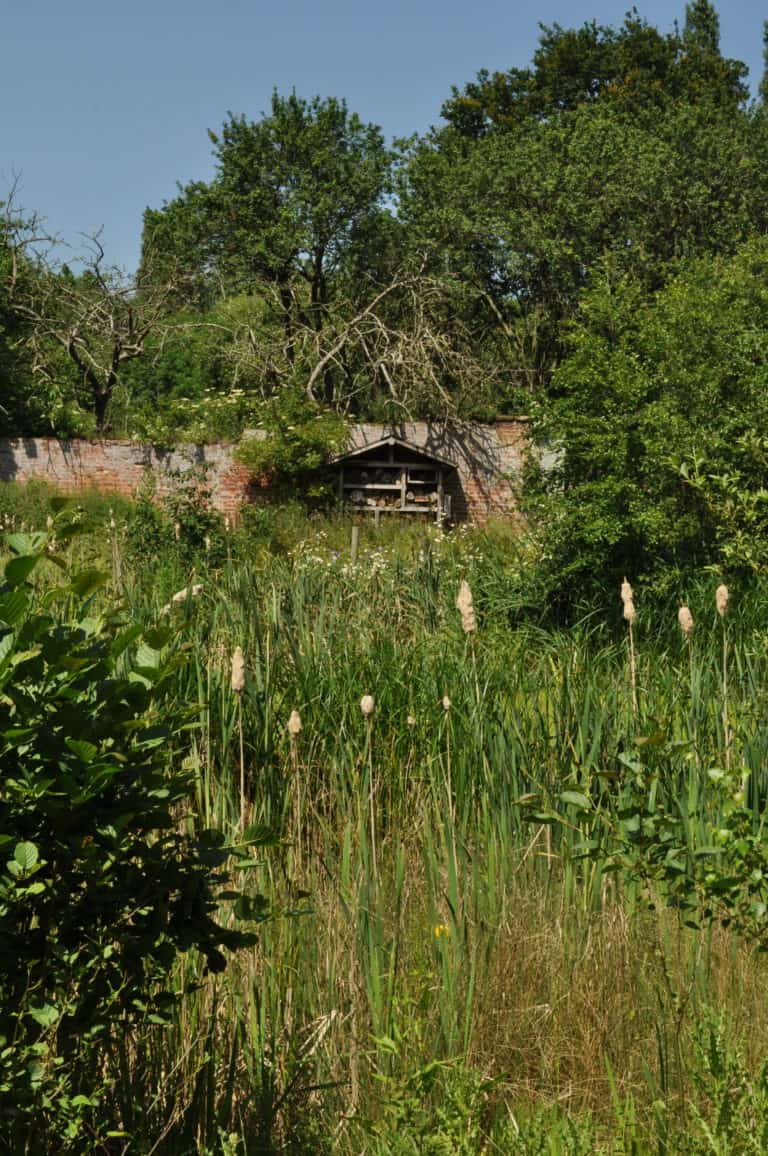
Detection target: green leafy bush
<box><xmin>235</xmin><ymin>389</ymin><xmax>348</xmax><ymax>500</ymax></box>
<box><xmin>0</xmin><ymin>527</ymin><xmax>258</xmax><ymax>1151</ymax></box>
<box><xmin>124</xmin><ymin>468</ymin><xmax>227</xmax><ymax>575</ymax></box>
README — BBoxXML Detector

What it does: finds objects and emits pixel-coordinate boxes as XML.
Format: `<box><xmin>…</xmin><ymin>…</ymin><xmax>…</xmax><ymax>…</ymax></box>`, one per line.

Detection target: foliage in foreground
<box><xmin>0</xmin><ymin>523</ymin><xmax>264</xmax><ymax>1152</ymax></box>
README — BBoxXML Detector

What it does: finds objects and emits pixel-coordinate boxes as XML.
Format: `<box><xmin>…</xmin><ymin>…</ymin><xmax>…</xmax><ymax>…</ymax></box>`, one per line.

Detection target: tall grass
<box><xmin>14</xmin><ymin>503</ymin><xmax>768</xmax><ymax>1152</ymax></box>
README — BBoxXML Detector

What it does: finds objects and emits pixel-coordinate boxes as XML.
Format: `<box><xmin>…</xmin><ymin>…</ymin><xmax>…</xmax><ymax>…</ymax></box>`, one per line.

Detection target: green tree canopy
<box><xmin>441</xmin><ymin>7</ymin><xmax>747</xmax><ymax>138</ymax></box>
<box><xmin>525</xmin><ymin>238</ymin><xmax>768</xmax><ymax>605</ymax></box>
<box><xmin>142</xmin><ymin>92</ymin><xmax>395</xmax><ymax>314</ymax></box>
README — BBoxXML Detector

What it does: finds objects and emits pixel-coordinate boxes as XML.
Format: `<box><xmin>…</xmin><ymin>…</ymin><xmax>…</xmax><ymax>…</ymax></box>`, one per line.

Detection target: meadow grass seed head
<box><xmin>287</xmin><ymin>709</ymin><xmax>302</xmax><ymax>736</ymax></box>
<box><xmin>360</xmin><ymin>694</ymin><xmax>375</xmax><ymax>717</ymax></box>
<box><xmin>620</xmin><ymin>578</ymin><xmax>633</xmax><ymax>606</ymax></box>
<box><xmin>678</xmin><ymin>605</ymin><xmax>694</xmax><ymax>637</ymax></box>
<box><xmin>231</xmin><ymin>646</ymin><xmax>245</xmax><ymax>693</ymax></box>
<box><xmin>623</xmin><ymin>598</ymin><xmax>637</xmax><ymax>624</ymax></box>
<box><xmin>442</xmin><ymin>695</ymin><xmax>452</xmax><ymax>711</ymax></box>
<box><xmin>716</xmin><ymin>584</ymin><xmax>730</xmax><ymax>617</ymax></box>
<box><xmin>456</xmin><ymin>579</ymin><xmax>477</xmax><ymax>633</ymax></box>
<box><xmin>160</xmin><ymin>583</ymin><xmax>203</xmax><ymax>615</ymax></box>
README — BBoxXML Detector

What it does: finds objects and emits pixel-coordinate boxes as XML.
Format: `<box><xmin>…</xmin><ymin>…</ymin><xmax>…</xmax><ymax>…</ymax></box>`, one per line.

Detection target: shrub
<box><xmin>0</xmin><ymin>527</ymin><xmax>260</xmax><ymax>1151</ymax></box>
<box><xmin>235</xmin><ymin>389</ymin><xmax>348</xmax><ymax>500</ymax></box>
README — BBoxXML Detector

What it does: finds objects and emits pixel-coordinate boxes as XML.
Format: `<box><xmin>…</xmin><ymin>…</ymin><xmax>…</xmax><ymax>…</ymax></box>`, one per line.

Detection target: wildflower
<box><xmin>433</xmin><ymin>924</ymin><xmax>450</xmax><ymax>939</ymax></box>
<box><xmin>406</xmin><ymin>714</ymin><xmax>416</xmax><ymax>726</ymax></box>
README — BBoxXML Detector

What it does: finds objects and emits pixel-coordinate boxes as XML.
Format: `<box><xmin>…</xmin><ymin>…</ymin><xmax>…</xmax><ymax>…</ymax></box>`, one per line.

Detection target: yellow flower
<box><xmin>433</xmin><ymin>923</ymin><xmax>450</xmax><ymax>939</ymax></box>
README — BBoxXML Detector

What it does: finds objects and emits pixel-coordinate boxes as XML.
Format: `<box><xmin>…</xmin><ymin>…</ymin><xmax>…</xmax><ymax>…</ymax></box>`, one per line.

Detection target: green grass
<box><xmin>12</xmin><ymin>500</ymin><xmax>768</xmax><ymax>1153</ymax></box>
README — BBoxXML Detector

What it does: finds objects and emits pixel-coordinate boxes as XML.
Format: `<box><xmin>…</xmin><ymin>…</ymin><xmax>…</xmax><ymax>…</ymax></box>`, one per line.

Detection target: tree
<box><xmin>4</xmin><ymin>219</ymin><xmax>184</xmax><ymax>431</ymax></box>
<box><xmin>441</xmin><ymin>6</ymin><xmax>747</xmax><ymax>137</ymax></box>
<box><xmin>142</xmin><ymin>92</ymin><xmax>395</xmax><ymax>398</ymax></box>
<box><xmin>0</xmin><ymin>219</ymin><xmax>35</xmax><ymax>433</ymax></box>
<box><xmin>683</xmin><ymin>0</ymin><xmax>720</xmax><ymax>53</ymax></box>
<box><xmin>524</xmin><ymin>238</ymin><xmax>768</xmax><ymax>606</ymax></box>
<box><xmin>400</xmin><ymin>86</ymin><xmax>766</xmax><ymax>408</ymax></box>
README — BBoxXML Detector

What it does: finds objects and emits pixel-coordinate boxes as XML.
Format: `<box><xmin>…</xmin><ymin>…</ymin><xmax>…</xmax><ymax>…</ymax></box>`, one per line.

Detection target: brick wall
<box><xmin>0</xmin><ymin>420</ymin><xmax>530</xmax><ymax>523</ymax></box>
<box><xmin>0</xmin><ymin>438</ymin><xmax>252</xmax><ymax>521</ymax></box>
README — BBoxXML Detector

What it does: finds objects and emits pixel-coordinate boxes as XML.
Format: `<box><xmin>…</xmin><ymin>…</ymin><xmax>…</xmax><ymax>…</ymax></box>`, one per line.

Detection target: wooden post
<box><xmin>351</xmin><ymin>525</ymin><xmax>359</xmax><ymax>562</ymax></box>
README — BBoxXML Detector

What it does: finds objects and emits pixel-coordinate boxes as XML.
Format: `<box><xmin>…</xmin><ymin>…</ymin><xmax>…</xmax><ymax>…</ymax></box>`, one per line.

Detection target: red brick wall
<box><xmin>0</xmin><ymin>439</ymin><xmax>253</xmax><ymax>521</ymax></box>
<box><xmin>0</xmin><ymin>420</ymin><xmax>530</xmax><ymax>524</ymax></box>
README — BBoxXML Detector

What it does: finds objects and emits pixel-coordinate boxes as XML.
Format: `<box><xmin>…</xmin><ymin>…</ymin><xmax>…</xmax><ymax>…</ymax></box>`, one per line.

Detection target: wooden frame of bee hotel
<box><xmin>334</xmin><ymin>436</ymin><xmax>454</xmax><ymax>523</ymax></box>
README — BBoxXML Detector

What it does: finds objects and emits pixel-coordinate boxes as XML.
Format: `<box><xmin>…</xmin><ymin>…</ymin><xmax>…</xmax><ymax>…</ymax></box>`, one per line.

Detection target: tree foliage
<box><xmin>441</xmin><ymin>5</ymin><xmax>747</xmax><ymax>137</ymax></box>
<box><xmin>525</xmin><ymin>239</ymin><xmax>768</xmax><ymax>604</ymax></box>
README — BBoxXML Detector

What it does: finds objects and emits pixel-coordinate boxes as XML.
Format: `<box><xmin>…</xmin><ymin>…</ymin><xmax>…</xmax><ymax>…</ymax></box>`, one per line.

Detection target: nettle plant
<box><xmin>0</xmin><ymin>524</ymin><xmax>264</xmax><ymax>1150</ymax></box>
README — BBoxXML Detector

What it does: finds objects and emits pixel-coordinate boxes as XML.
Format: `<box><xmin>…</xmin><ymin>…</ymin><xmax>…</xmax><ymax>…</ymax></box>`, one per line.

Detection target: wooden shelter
<box><xmin>333</xmin><ymin>436</ymin><xmax>455</xmax><ymax>523</ymax></box>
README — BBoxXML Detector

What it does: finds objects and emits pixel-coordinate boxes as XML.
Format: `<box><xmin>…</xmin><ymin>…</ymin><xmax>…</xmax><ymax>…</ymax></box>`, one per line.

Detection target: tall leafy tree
<box><xmin>441</xmin><ymin>6</ymin><xmax>747</xmax><ymax>137</ymax></box>
<box><xmin>142</xmin><ymin>93</ymin><xmax>395</xmax><ymax>357</ymax></box>
<box><xmin>401</xmin><ymin>87</ymin><xmax>766</xmax><ymax>404</ymax></box>
<box><xmin>524</xmin><ymin>238</ymin><xmax>768</xmax><ymax>605</ymax></box>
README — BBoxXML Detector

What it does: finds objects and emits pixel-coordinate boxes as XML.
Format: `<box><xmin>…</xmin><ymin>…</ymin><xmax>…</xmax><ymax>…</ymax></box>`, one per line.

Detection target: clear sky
<box><xmin>3</xmin><ymin>0</ymin><xmax>765</xmax><ymax>273</ymax></box>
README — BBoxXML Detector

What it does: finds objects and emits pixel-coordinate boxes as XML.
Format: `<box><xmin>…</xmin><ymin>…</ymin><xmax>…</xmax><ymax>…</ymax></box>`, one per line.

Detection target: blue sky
<box><xmin>3</xmin><ymin>0</ymin><xmax>765</xmax><ymax>272</ymax></box>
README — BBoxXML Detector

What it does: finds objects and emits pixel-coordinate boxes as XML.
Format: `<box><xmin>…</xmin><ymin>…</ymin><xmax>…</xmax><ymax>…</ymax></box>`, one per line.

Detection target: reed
<box><xmin>621</xmin><ymin>577</ymin><xmax>638</xmax><ymax>719</ymax></box>
<box><xmin>231</xmin><ymin>645</ymin><xmax>247</xmax><ymax>824</ymax></box>
<box><xmin>22</xmin><ymin>514</ymin><xmax>768</xmax><ymax>1153</ymax></box>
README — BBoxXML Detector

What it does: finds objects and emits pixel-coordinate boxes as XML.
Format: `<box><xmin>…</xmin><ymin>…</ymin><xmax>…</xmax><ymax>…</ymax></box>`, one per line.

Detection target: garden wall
<box><xmin>0</xmin><ymin>439</ymin><xmax>252</xmax><ymax>520</ymax></box>
<box><xmin>0</xmin><ymin>419</ymin><xmax>530</xmax><ymax>523</ymax></box>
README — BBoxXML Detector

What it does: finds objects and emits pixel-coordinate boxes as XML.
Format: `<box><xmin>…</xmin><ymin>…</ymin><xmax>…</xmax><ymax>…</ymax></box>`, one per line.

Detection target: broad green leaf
<box><xmin>70</xmin><ymin>569</ymin><xmax>109</xmax><ymax>598</ymax></box>
<box><xmin>28</xmin><ymin>1004</ymin><xmax>58</xmax><ymax>1028</ymax></box>
<box><xmin>559</xmin><ymin>790</ymin><xmax>592</xmax><ymax>811</ymax></box>
<box><xmin>6</xmin><ymin>532</ymin><xmax>46</xmax><ymax>556</ymax></box>
<box><xmin>10</xmin><ymin>647</ymin><xmax>42</xmax><ymax>669</ymax></box>
<box><xmin>110</xmin><ymin>623</ymin><xmax>143</xmax><ymax>658</ymax></box>
<box><xmin>0</xmin><ymin>589</ymin><xmax>29</xmax><ymax>625</ymax></box>
<box><xmin>0</xmin><ymin>631</ymin><xmax>15</xmax><ymax>668</ymax></box>
<box><xmin>143</xmin><ymin>626</ymin><xmax>172</xmax><ymax>649</ymax></box>
<box><xmin>65</xmin><ymin>738</ymin><xmax>99</xmax><ymax>763</ymax></box>
<box><xmin>136</xmin><ymin>642</ymin><xmax>161</xmax><ymax>669</ymax></box>
<box><xmin>4</xmin><ymin>554</ymin><xmax>41</xmax><ymax>587</ymax></box>
<box><xmin>13</xmin><ymin>842</ymin><xmax>39</xmax><ymax>871</ymax></box>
